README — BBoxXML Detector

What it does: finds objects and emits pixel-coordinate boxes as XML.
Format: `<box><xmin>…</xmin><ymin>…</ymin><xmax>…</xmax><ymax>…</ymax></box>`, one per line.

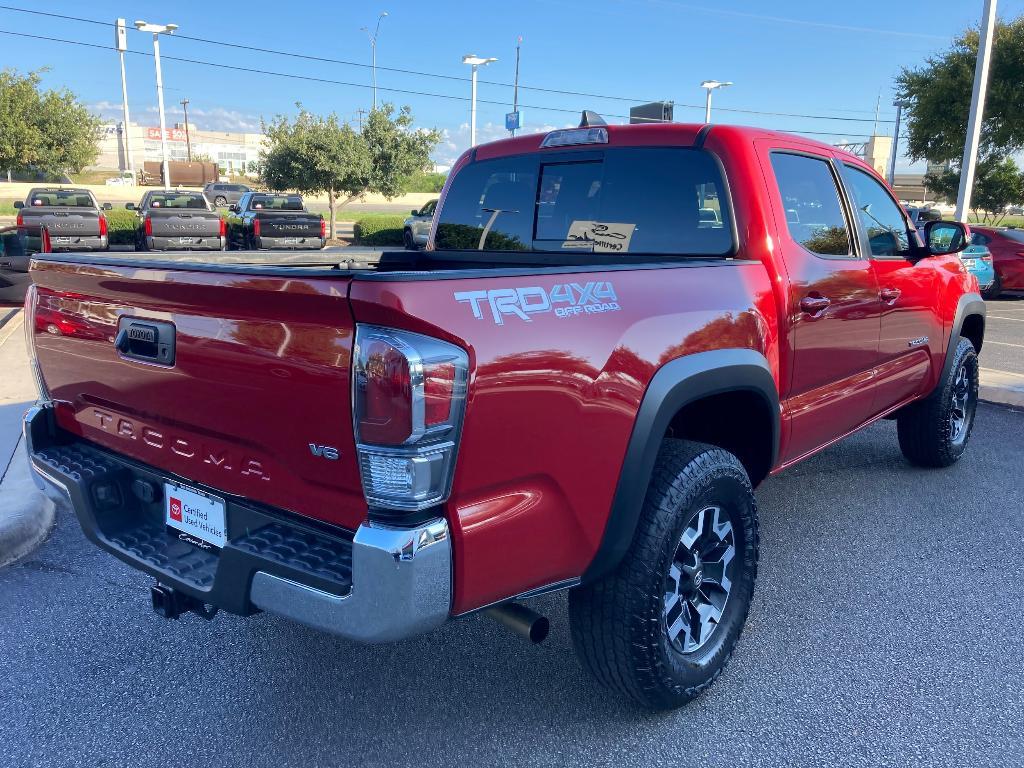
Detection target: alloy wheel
<box><xmin>949</xmin><ymin>362</ymin><xmax>975</xmax><ymax>443</ymax></box>
<box><xmin>663</xmin><ymin>505</ymin><xmax>736</xmax><ymax>654</ymax></box>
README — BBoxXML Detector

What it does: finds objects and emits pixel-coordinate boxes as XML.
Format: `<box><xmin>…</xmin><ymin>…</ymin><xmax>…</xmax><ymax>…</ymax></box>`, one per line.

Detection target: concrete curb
<box><xmin>979</xmin><ymin>368</ymin><xmax>1024</xmax><ymax>410</ymax></box>
<box><xmin>0</xmin><ymin>435</ymin><xmax>55</xmax><ymax>568</ymax></box>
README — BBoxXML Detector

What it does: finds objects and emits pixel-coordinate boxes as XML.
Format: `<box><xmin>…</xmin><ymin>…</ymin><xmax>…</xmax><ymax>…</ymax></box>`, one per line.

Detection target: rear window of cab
<box><xmin>30</xmin><ymin>191</ymin><xmax>94</xmax><ymax>207</ymax></box>
<box><xmin>434</xmin><ymin>148</ymin><xmax>734</xmax><ymax>257</ymax></box>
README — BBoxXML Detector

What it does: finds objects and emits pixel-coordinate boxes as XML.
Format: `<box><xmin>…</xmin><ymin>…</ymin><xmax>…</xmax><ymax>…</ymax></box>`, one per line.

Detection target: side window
<box><xmin>769</xmin><ymin>152</ymin><xmax>853</xmax><ymax>257</ymax></box>
<box><xmin>841</xmin><ymin>165</ymin><xmax>911</xmax><ymax>258</ymax></box>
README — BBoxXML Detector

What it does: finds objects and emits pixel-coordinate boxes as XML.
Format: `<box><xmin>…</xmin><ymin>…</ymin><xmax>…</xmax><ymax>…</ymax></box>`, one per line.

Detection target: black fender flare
<box><xmin>940</xmin><ymin>292</ymin><xmax>985</xmax><ymax>384</ymax></box>
<box><xmin>582</xmin><ymin>348</ymin><xmax>780</xmax><ymax>583</ymax></box>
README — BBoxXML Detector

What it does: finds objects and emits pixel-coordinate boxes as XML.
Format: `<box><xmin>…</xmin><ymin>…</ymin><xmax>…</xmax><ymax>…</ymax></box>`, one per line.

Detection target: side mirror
<box><xmin>923</xmin><ymin>220</ymin><xmax>969</xmax><ymax>255</ymax></box>
<box><xmin>13</xmin><ymin>201</ymin><xmax>23</xmax><ymax>209</ymax></box>
<box><xmin>412</xmin><ymin>209</ymin><xmax>419</xmax><ymax>216</ymax></box>
<box><xmin>229</xmin><ymin>204</ymin><xmax>239</xmax><ymax>213</ymax></box>
<box><xmin>102</xmin><ymin>202</ymin><xmax>113</xmax><ymax>210</ymax></box>
<box><xmin>125</xmin><ymin>202</ymin><xmax>135</xmax><ymax>210</ymax></box>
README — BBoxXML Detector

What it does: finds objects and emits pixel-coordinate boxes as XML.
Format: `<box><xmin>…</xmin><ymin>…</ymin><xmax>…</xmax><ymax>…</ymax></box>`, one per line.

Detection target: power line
<box><xmin>0</xmin><ymin>4</ymin><xmax>896</xmax><ymax>124</ymax></box>
<box><xmin>0</xmin><ymin>28</ymin><xmax>878</xmax><ymax>140</ymax></box>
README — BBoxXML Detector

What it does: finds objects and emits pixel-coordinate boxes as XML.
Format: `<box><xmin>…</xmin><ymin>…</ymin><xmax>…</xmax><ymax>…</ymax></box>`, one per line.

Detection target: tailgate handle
<box><xmin>115</xmin><ymin>319</ymin><xmax>176</xmax><ymax>366</ymax></box>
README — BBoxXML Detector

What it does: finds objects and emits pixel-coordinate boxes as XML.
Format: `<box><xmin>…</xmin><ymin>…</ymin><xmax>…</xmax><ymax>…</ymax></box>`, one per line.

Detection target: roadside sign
<box><xmin>505</xmin><ymin>111</ymin><xmax>523</xmax><ymax>132</ymax></box>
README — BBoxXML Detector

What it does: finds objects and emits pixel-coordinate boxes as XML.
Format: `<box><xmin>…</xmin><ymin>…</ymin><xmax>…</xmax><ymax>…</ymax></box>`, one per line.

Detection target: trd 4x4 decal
<box><xmin>454</xmin><ymin>281</ymin><xmax>621</xmax><ymax>324</ymax></box>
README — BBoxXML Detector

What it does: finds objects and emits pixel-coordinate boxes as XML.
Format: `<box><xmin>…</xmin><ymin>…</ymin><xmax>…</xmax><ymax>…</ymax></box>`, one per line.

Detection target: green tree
<box><xmin>260</xmin><ymin>104</ymin><xmax>440</xmax><ymax>239</ymax></box>
<box><xmin>260</xmin><ymin>108</ymin><xmax>368</xmax><ymax>238</ymax></box>
<box><xmin>925</xmin><ymin>156</ymin><xmax>1024</xmax><ymax>223</ymax></box>
<box><xmin>0</xmin><ymin>68</ymin><xmax>101</xmax><ymax>177</ymax></box>
<box><xmin>897</xmin><ymin>18</ymin><xmax>1024</xmax><ymax>163</ymax></box>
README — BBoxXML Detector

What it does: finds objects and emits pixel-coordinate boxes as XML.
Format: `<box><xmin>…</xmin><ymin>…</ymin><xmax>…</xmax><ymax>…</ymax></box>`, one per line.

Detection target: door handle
<box><xmin>879</xmin><ymin>287</ymin><xmax>901</xmax><ymax>303</ymax></box>
<box><xmin>799</xmin><ymin>295</ymin><xmax>831</xmax><ymax>314</ymax></box>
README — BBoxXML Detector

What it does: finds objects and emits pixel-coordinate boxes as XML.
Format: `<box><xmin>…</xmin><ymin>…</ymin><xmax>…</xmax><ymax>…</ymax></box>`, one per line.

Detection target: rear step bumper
<box><xmin>23</xmin><ymin>405</ymin><xmax>451</xmax><ymax>643</ymax></box>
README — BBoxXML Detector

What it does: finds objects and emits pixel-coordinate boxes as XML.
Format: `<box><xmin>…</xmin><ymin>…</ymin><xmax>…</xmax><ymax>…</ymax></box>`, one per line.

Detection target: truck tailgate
<box><xmin>30</xmin><ymin>259</ymin><xmax>367</xmax><ymax>531</ymax></box>
<box><xmin>148</xmin><ymin>211</ymin><xmax>222</xmax><ymax>238</ymax></box>
<box><xmin>22</xmin><ymin>209</ymin><xmax>102</xmax><ymax>238</ymax></box>
<box><xmin>256</xmin><ymin>213</ymin><xmax>322</xmax><ymax>238</ymax></box>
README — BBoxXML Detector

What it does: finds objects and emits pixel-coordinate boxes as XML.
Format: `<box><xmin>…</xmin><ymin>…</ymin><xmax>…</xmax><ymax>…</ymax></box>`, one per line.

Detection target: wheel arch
<box><xmin>943</xmin><ymin>292</ymin><xmax>985</xmax><ymax>382</ymax></box>
<box><xmin>582</xmin><ymin>349</ymin><xmax>780</xmax><ymax>583</ymax></box>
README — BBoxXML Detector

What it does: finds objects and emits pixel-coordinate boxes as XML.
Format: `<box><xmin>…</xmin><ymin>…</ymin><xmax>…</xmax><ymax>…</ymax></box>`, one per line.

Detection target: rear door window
<box><xmin>840</xmin><ymin>164</ymin><xmax>912</xmax><ymax>258</ymax></box>
<box><xmin>434</xmin><ymin>148</ymin><xmax>733</xmax><ymax>256</ymax></box>
<box><xmin>769</xmin><ymin>153</ymin><xmax>852</xmax><ymax>257</ymax></box>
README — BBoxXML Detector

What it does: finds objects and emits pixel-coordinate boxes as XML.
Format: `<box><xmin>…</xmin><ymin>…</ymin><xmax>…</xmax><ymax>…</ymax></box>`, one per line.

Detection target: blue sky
<box><xmin>2</xmin><ymin>0</ymin><xmax>1022</xmax><ymax>169</ymax></box>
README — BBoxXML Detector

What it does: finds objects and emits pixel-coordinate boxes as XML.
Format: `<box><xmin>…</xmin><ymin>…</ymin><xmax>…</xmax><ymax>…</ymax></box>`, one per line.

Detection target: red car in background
<box><xmin>970</xmin><ymin>226</ymin><xmax>1024</xmax><ymax>298</ymax></box>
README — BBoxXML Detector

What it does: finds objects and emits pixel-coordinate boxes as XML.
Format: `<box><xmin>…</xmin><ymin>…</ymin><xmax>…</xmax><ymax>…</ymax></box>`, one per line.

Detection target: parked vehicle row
<box><xmin>126</xmin><ymin>191</ymin><xmax>225</xmax><ymax>252</ymax></box>
<box><xmin>224</xmin><ymin>192</ymin><xmax>326</xmax><ymax>250</ymax></box>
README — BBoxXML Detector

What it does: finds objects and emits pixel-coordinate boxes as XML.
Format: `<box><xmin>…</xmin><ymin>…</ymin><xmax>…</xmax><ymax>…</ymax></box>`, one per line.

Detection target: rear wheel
<box><xmin>897</xmin><ymin>337</ymin><xmax>979</xmax><ymax>467</ymax></box>
<box><xmin>403</xmin><ymin>228</ymin><xmax>416</xmax><ymax>250</ymax></box>
<box><xmin>214</xmin><ymin>196</ymin><xmax>228</xmax><ymax>207</ymax></box>
<box><xmin>981</xmin><ymin>272</ymin><xmax>1002</xmax><ymax>300</ymax></box>
<box><xmin>569</xmin><ymin>440</ymin><xmax>758</xmax><ymax>710</ymax></box>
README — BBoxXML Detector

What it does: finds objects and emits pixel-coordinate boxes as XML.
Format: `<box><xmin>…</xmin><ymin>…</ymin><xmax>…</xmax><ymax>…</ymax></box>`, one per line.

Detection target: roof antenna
<box><xmin>579</xmin><ymin>110</ymin><xmax>607</xmax><ymax>128</ymax></box>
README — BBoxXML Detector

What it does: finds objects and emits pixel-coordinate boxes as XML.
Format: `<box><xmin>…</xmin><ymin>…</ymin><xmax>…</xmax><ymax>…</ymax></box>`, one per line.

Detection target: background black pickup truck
<box><xmin>225</xmin><ymin>192</ymin><xmax>325</xmax><ymax>250</ymax></box>
<box><xmin>127</xmin><ymin>191</ymin><xmax>225</xmax><ymax>251</ymax></box>
<box><xmin>0</xmin><ymin>225</ymin><xmax>31</xmax><ymax>303</ymax></box>
<box><xmin>14</xmin><ymin>188</ymin><xmax>110</xmax><ymax>253</ymax></box>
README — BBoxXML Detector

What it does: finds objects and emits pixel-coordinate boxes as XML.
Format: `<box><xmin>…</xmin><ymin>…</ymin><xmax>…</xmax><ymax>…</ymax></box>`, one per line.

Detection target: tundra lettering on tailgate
<box><xmin>454</xmin><ymin>281</ymin><xmax>620</xmax><ymax>324</ymax></box>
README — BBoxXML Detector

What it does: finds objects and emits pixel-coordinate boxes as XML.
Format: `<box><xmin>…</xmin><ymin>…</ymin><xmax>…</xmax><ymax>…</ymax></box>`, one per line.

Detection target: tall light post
<box><xmin>180</xmin><ymin>98</ymin><xmax>192</xmax><ymax>162</ymax></box>
<box><xmin>700</xmin><ymin>80</ymin><xmax>733</xmax><ymax>123</ymax></box>
<box><xmin>462</xmin><ymin>54</ymin><xmax>497</xmax><ymax>147</ymax></box>
<box><xmin>135</xmin><ymin>20</ymin><xmax>178</xmax><ymax>191</ymax></box>
<box><xmin>955</xmin><ymin>0</ymin><xmax>998</xmax><ymax>222</ymax></box>
<box><xmin>888</xmin><ymin>100</ymin><xmax>909</xmax><ymax>186</ymax></box>
<box><xmin>114</xmin><ymin>19</ymin><xmax>134</xmax><ymax>178</ymax></box>
<box><xmin>360</xmin><ymin>11</ymin><xmax>388</xmax><ymax>112</ymax></box>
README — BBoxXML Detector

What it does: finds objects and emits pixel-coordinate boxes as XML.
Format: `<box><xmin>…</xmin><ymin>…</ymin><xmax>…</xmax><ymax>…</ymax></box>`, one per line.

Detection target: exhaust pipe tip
<box><xmin>484</xmin><ymin>602</ymin><xmax>549</xmax><ymax>644</ymax></box>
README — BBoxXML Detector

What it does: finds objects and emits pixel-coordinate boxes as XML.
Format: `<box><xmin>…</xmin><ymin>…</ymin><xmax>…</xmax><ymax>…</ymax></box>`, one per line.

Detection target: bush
<box><xmin>104</xmin><ymin>209</ymin><xmax>139</xmax><ymax>245</ymax></box>
<box><xmin>400</xmin><ymin>171</ymin><xmax>447</xmax><ymax>193</ymax></box>
<box><xmin>353</xmin><ymin>214</ymin><xmax>406</xmax><ymax>246</ymax></box>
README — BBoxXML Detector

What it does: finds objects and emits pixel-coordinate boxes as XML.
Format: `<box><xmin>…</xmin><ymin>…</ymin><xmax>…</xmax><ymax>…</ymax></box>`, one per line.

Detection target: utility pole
<box><xmin>888</xmin><ymin>100</ymin><xmax>908</xmax><ymax>186</ymax></box>
<box><xmin>511</xmin><ymin>36</ymin><xmax>522</xmax><ymax>137</ymax></box>
<box><xmin>956</xmin><ymin>0</ymin><xmax>998</xmax><ymax>222</ymax></box>
<box><xmin>180</xmin><ymin>98</ymin><xmax>192</xmax><ymax>162</ymax></box>
<box><xmin>360</xmin><ymin>12</ymin><xmax>388</xmax><ymax>112</ymax></box>
<box><xmin>356</xmin><ymin>108</ymin><xmax>366</xmax><ymax>131</ymax></box>
<box><xmin>114</xmin><ymin>19</ymin><xmax>134</xmax><ymax>178</ymax></box>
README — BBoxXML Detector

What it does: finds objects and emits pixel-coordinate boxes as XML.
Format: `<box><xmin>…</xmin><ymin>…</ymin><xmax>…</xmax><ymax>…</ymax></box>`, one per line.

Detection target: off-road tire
<box><xmin>403</xmin><ymin>228</ymin><xmax>416</xmax><ymax>250</ymax></box>
<box><xmin>897</xmin><ymin>337</ymin><xmax>979</xmax><ymax>468</ymax></box>
<box><xmin>569</xmin><ymin>440</ymin><xmax>759</xmax><ymax>710</ymax></box>
<box><xmin>981</xmin><ymin>273</ymin><xmax>1002</xmax><ymax>300</ymax></box>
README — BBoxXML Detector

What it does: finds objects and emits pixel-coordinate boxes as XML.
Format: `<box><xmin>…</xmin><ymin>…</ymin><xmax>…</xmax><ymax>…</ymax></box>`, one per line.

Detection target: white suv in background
<box><xmin>403</xmin><ymin>199</ymin><xmax>437</xmax><ymax>249</ymax></box>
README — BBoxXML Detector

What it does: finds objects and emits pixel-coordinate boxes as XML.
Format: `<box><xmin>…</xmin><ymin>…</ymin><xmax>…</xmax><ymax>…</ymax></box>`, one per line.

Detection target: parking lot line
<box><xmin>986</xmin><ymin>340</ymin><xmax>1024</xmax><ymax>348</ymax></box>
<box><xmin>987</xmin><ymin>315</ymin><xmax>1024</xmax><ymax>322</ymax></box>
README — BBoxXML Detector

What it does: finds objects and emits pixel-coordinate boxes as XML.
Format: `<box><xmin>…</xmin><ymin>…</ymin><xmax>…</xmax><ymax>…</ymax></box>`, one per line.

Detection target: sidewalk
<box><xmin>980</xmin><ymin>366</ymin><xmax>1024</xmax><ymax>409</ymax></box>
<box><xmin>0</xmin><ymin>311</ymin><xmax>54</xmax><ymax>567</ymax></box>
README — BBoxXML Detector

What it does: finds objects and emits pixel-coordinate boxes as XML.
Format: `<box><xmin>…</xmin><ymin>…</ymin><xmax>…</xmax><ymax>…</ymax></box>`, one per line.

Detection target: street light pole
<box><xmin>135</xmin><ymin>20</ymin><xmax>178</xmax><ymax>191</ymax></box>
<box><xmin>462</xmin><ymin>54</ymin><xmax>498</xmax><ymax>147</ymax></box>
<box><xmin>955</xmin><ymin>0</ymin><xmax>998</xmax><ymax>222</ymax></box>
<box><xmin>361</xmin><ymin>12</ymin><xmax>388</xmax><ymax>112</ymax></box>
<box><xmin>180</xmin><ymin>98</ymin><xmax>192</xmax><ymax>162</ymax></box>
<box><xmin>700</xmin><ymin>80</ymin><xmax>733</xmax><ymax>123</ymax></box>
<box><xmin>114</xmin><ymin>19</ymin><xmax>134</xmax><ymax>178</ymax></box>
<box><xmin>888</xmin><ymin>100</ymin><xmax>908</xmax><ymax>186</ymax></box>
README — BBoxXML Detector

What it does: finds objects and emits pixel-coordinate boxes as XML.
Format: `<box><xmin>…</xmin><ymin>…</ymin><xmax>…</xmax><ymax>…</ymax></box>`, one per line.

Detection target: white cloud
<box><xmin>89</xmin><ymin>101</ymin><xmax>263</xmax><ymax>133</ymax></box>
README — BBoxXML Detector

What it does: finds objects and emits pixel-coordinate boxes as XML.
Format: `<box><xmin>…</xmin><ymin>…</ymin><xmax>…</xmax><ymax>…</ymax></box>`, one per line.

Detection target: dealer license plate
<box><xmin>178</xmin><ymin>237</ymin><xmax>194</xmax><ymax>245</ymax></box>
<box><xmin>281</xmin><ymin>237</ymin><xmax>300</xmax><ymax>244</ymax></box>
<box><xmin>165</xmin><ymin>482</ymin><xmax>226</xmax><ymax>551</ymax></box>
<box><xmin>962</xmin><ymin>259</ymin><xmax>977</xmax><ymax>267</ymax></box>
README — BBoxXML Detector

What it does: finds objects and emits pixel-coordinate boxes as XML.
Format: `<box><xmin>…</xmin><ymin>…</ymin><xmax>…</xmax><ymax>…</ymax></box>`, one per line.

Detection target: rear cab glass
<box><xmin>250</xmin><ymin>194</ymin><xmax>304</xmax><ymax>211</ymax></box>
<box><xmin>29</xmin><ymin>191</ymin><xmax>95</xmax><ymax>208</ymax></box>
<box><xmin>434</xmin><ymin>148</ymin><xmax>734</xmax><ymax>257</ymax></box>
<box><xmin>146</xmin><ymin>193</ymin><xmax>210</xmax><ymax>210</ymax></box>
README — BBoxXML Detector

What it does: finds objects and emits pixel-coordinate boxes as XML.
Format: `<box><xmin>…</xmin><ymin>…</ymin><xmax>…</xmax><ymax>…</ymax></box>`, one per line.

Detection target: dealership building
<box><xmin>91</xmin><ymin>121</ymin><xmax>268</xmax><ymax>176</ymax></box>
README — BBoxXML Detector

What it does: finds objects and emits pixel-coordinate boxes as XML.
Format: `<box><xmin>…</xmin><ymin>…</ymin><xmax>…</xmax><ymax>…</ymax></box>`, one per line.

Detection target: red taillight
<box><xmin>16</xmin><ymin>212</ymin><xmax>23</xmax><ymax>227</ymax></box>
<box><xmin>41</xmin><ymin>227</ymin><xmax>52</xmax><ymax>253</ymax></box>
<box><xmin>359</xmin><ymin>338</ymin><xmax>414</xmax><ymax>445</ymax></box>
<box><xmin>144</xmin><ymin>216</ymin><xmax>153</xmax><ymax>236</ymax></box>
<box><xmin>219</xmin><ymin>217</ymin><xmax>226</xmax><ymax>237</ymax></box>
<box><xmin>253</xmin><ymin>218</ymin><xmax>261</xmax><ymax>237</ymax></box>
<box><xmin>320</xmin><ymin>218</ymin><xmax>327</xmax><ymax>239</ymax></box>
<box><xmin>424</xmin><ymin>362</ymin><xmax>455</xmax><ymax>425</ymax></box>
<box><xmin>98</xmin><ymin>215</ymin><xmax>108</xmax><ymax>237</ymax></box>
<box><xmin>353</xmin><ymin>326</ymin><xmax>469</xmax><ymax>511</ymax></box>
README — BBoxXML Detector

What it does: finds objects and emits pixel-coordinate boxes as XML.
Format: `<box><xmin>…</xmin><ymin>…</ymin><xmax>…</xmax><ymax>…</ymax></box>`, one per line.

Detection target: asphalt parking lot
<box><xmin>1</xmin><ymin>395</ymin><xmax>1021</xmax><ymax>767</ymax></box>
<box><xmin>982</xmin><ymin>294</ymin><xmax>1024</xmax><ymax>376</ymax></box>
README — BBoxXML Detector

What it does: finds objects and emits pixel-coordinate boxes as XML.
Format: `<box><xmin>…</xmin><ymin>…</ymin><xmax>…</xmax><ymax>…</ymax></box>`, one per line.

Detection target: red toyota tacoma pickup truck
<box><xmin>22</xmin><ymin>119</ymin><xmax>985</xmax><ymax>709</ymax></box>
